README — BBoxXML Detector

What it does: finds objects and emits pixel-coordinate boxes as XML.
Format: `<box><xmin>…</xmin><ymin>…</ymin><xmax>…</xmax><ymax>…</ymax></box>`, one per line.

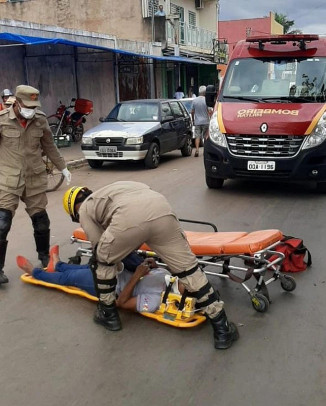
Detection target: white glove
<box><xmin>62</xmin><ymin>168</ymin><xmax>72</xmax><ymax>185</ymax></box>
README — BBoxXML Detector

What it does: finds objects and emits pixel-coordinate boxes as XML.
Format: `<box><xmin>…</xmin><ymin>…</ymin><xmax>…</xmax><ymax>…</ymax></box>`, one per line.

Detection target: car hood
<box><xmin>83</xmin><ymin>121</ymin><xmax>161</xmax><ymax>138</ymax></box>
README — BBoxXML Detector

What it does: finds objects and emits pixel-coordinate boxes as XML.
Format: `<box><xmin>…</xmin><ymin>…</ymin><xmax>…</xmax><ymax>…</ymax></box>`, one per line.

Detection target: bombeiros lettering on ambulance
<box><xmin>237</xmin><ymin>109</ymin><xmax>299</xmax><ymax>118</ymax></box>
<box><xmin>204</xmin><ymin>34</ymin><xmax>326</xmax><ymax>192</ymax></box>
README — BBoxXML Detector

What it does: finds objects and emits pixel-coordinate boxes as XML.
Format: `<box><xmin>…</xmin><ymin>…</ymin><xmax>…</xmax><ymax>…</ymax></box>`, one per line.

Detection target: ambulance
<box><xmin>204</xmin><ymin>34</ymin><xmax>326</xmax><ymax>192</ymax></box>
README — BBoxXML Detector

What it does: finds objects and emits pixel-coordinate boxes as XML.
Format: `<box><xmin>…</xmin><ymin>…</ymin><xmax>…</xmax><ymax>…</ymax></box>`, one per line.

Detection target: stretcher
<box><xmin>21</xmin><ymin>267</ymin><xmax>206</xmax><ymax>328</ymax></box>
<box><xmin>70</xmin><ymin>219</ymin><xmax>297</xmax><ymax>315</ymax></box>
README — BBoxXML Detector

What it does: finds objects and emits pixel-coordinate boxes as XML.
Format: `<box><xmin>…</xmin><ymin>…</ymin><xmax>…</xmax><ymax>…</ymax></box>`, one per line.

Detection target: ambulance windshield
<box><xmin>222</xmin><ymin>57</ymin><xmax>326</xmax><ymax>102</ymax></box>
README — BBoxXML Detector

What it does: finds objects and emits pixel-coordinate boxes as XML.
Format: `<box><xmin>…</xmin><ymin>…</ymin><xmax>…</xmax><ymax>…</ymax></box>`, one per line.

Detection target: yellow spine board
<box><xmin>20</xmin><ymin>274</ymin><xmax>206</xmax><ymax>328</ymax></box>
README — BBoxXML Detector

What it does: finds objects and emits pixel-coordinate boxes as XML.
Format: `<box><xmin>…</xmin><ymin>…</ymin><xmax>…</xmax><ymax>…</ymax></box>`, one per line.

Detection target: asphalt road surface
<box><xmin>1</xmin><ymin>149</ymin><xmax>325</xmax><ymax>406</ymax></box>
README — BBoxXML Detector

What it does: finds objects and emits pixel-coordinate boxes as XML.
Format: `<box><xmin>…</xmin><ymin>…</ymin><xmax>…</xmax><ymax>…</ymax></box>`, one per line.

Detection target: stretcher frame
<box><xmin>69</xmin><ymin>219</ymin><xmax>297</xmax><ymax>315</ymax></box>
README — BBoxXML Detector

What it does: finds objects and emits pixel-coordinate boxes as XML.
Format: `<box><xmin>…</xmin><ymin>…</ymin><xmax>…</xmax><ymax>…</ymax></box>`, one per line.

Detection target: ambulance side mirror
<box><xmin>206</xmin><ymin>85</ymin><xmax>217</xmax><ymax>108</ymax></box>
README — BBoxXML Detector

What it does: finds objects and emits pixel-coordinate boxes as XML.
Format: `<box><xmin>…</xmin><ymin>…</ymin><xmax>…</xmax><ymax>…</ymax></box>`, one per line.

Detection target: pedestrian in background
<box><xmin>0</xmin><ymin>85</ymin><xmax>72</xmax><ymax>284</ymax></box>
<box><xmin>174</xmin><ymin>86</ymin><xmax>184</xmax><ymax>99</ymax></box>
<box><xmin>187</xmin><ymin>87</ymin><xmax>196</xmax><ymax>99</ymax></box>
<box><xmin>191</xmin><ymin>85</ymin><xmax>210</xmax><ymax>157</ymax></box>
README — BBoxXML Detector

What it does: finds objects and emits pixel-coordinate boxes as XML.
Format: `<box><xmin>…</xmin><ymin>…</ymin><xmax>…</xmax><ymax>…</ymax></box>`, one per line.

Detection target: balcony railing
<box><xmin>166</xmin><ymin>21</ymin><xmax>215</xmax><ymax>51</ymax></box>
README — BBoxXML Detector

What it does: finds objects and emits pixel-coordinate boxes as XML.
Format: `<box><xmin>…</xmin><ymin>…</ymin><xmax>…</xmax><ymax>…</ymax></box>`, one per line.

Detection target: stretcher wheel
<box><xmin>251</xmin><ymin>293</ymin><xmax>269</xmax><ymax>313</ymax></box>
<box><xmin>280</xmin><ymin>275</ymin><xmax>296</xmax><ymax>292</ymax></box>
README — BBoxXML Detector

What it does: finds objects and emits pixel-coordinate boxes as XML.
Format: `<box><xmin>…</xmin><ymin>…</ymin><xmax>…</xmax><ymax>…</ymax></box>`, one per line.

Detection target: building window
<box><xmin>148</xmin><ymin>0</ymin><xmax>159</xmax><ymax>17</ymax></box>
<box><xmin>189</xmin><ymin>11</ymin><xmax>196</xmax><ymax>28</ymax></box>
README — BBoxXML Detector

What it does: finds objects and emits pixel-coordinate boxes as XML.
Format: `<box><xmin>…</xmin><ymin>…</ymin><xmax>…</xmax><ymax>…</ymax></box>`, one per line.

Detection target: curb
<box><xmin>67</xmin><ymin>158</ymin><xmax>88</xmax><ymax>169</ymax></box>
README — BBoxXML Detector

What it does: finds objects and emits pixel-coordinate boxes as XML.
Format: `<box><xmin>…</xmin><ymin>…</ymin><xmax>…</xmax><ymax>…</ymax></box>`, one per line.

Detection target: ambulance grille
<box><xmin>226</xmin><ymin>135</ymin><xmax>304</xmax><ymax>157</ymax></box>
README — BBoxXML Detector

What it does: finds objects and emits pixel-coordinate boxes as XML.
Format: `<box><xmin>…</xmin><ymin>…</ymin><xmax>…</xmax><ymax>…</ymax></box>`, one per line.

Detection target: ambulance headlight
<box><xmin>302</xmin><ymin>113</ymin><xmax>326</xmax><ymax>150</ymax></box>
<box><xmin>209</xmin><ymin>111</ymin><xmax>227</xmax><ymax>148</ymax></box>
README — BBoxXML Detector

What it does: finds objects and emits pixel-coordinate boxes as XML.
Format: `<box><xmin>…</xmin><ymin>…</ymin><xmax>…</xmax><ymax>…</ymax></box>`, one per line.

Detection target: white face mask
<box><xmin>18</xmin><ymin>102</ymin><xmax>36</xmax><ymax>120</ymax></box>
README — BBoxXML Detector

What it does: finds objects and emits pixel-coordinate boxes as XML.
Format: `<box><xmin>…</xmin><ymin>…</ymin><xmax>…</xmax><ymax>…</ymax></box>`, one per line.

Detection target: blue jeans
<box><xmin>33</xmin><ymin>261</ymin><xmax>96</xmax><ymax>296</ymax></box>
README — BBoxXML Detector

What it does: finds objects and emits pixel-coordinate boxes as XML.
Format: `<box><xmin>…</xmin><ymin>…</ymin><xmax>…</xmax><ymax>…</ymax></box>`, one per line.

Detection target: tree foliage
<box><xmin>274</xmin><ymin>12</ymin><xmax>302</xmax><ymax>34</ymax></box>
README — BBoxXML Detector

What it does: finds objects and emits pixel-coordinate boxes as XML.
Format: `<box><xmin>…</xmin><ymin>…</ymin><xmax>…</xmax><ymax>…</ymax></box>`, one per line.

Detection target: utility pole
<box><xmin>151</xmin><ymin>0</ymin><xmax>155</xmax><ymax>42</ymax></box>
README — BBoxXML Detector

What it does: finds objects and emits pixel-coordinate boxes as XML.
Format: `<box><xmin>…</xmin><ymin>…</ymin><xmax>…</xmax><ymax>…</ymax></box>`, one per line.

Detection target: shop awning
<box><xmin>0</xmin><ymin>32</ymin><xmax>215</xmax><ymax>65</ymax></box>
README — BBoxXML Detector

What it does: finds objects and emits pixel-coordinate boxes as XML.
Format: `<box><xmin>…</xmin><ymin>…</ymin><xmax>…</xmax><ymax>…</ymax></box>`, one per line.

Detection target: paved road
<box><xmin>1</xmin><ymin>149</ymin><xmax>325</xmax><ymax>406</ymax></box>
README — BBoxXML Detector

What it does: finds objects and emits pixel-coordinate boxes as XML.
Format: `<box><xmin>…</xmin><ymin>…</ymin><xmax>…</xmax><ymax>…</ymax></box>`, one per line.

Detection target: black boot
<box><xmin>94</xmin><ymin>302</ymin><xmax>122</xmax><ymax>331</ymax></box>
<box><xmin>31</xmin><ymin>211</ymin><xmax>50</xmax><ymax>268</ymax></box>
<box><xmin>210</xmin><ymin>309</ymin><xmax>239</xmax><ymax>349</ymax></box>
<box><xmin>0</xmin><ymin>240</ymin><xmax>9</xmax><ymax>284</ymax></box>
<box><xmin>34</xmin><ymin>230</ymin><xmax>50</xmax><ymax>267</ymax></box>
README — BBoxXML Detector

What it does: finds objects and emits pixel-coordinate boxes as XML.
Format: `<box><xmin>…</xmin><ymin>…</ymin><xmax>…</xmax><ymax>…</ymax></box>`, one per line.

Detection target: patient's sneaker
<box><xmin>47</xmin><ymin>245</ymin><xmax>59</xmax><ymax>273</ymax></box>
<box><xmin>16</xmin><ymin>256</ymin><xmax>33</xmax><ymax>275</ymax></box>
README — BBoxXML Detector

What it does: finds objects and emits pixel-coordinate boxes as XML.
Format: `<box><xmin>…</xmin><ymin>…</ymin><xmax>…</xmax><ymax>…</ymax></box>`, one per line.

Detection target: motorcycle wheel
<box><xmin>49</xmin><ymin>122</ymin><xmax>63</xmax><ymax>147</ymax></box>
<box><xmin>72</xmin><ymin>124</ymin><xmax>84</xmax><ymax>142</ymax></box>
<box><xmin>42</xmin><ymin>155</ymin><xmax>65</xmax><ymax>192</ymax></box>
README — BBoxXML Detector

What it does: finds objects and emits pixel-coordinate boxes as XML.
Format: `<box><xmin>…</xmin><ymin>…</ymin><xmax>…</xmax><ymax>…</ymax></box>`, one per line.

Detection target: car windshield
<box><xmin>180</xmin><ymin>99</ymin><xmax>193</xmax><ymax>112</ymax></box>
<box><xmin>221</xmin><ymin>57</ymin><xmax>326</xmax><ymax>103</ymax></box>
<box><xmin>105</xmin><ymin>102</ymin><xmax>159</xmax><ymax>122</ymax></box>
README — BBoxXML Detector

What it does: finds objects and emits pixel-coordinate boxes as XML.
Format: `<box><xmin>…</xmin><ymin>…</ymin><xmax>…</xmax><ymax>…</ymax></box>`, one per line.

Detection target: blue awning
<box><xmin>0</xmin><ymin>32</ymin><xmax>215</xmax><ymax>65</ymax></box>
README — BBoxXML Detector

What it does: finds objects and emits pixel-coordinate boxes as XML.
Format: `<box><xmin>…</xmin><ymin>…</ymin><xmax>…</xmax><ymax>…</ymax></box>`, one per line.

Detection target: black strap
<box><xmin>178</xmin><ymin>290</ymin><xmax>188</xmax><ymax>311</ymax></box>
<box><xmin>187</xmin><ymin>282</ymin><xmax>211</xmax><ymax>300</ymax></box>
<box><xmin>226</xmin><ymin>267</ymin><xmax>255</xmax><ymax>283</ymax></box>
<box><xmin>195</xmin><ymin>291</ymin><xmax>219</xmax><ymax>309</ymax></box>
<box><xmin>97</xmin><ymin>285</ymin><xmax>116</xmax><ymax>294</ymax></box>
<box><xmin>96</xmin><ymin>276</ymin><xmax>117</xmax><ymax>286</ymax></box>
<box><xmin>177</xmin><ymin>264</ymin><xmax>199</xmax><ymax>279</ymax></box>
<box><xmin>162</xmin><ymin>279</ymin><xmax>174</xmax><ymax>305</ymax></box>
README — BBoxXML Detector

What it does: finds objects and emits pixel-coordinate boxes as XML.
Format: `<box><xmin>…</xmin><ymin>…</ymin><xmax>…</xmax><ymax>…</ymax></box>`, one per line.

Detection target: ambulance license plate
<box><xmin>247</xmin><ymin>161</ymin><xmax>275</xmax><ymax>171</ymax></box>
<box><xmin>99</xmin><ymin>146</ymin><xmax>117</xmax><ymax>153</ymax></box>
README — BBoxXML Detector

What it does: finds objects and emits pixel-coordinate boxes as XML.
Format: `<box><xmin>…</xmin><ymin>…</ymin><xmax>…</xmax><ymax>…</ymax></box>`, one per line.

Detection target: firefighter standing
<box><xmin>0</xmin><ymin>85</ymin><xmax>72</xmax><ymax>284</ymax></box>
<box><xmin>0</xmin><ymin>89</ymin><xmax>14</xmax><ymax>110</ymax></box>
<box><xmin>63</xmin><ymin>181</ymin><xmax>239</xmax><ymax>349</ymax></box>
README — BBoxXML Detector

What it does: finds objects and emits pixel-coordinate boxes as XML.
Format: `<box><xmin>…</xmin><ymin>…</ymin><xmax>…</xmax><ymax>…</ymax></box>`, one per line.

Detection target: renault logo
<box><xmin>260</xmin><ymin>123</ymin><xmax>268</xmax><ymax>133</ymax></box>
<box><xmin>105</xmin><ymin>138</ymin><xmax>111</xmax><ymax>144</ymax></box>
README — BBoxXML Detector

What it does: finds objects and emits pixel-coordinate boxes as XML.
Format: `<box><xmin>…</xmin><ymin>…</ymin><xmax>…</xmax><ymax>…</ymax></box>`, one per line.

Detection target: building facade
<box><xmin>0</xmin><ymin>0</ymin><xmax>218</xmax><ymax>127</ymax></box>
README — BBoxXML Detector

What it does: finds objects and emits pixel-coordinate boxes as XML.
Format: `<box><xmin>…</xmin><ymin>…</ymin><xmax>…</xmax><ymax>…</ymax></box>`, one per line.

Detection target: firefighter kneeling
<box><xmin>63</xmin><ymin>181</ymin><xmax>239</xmax><ymax>349</ymax></box>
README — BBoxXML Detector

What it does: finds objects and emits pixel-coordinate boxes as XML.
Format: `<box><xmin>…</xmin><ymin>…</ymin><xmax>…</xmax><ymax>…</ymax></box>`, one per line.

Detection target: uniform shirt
<box><xmin>79</xmin><ymin>181</ymin><xmax>175</xmax><ymax>248</ymax></box>
<box><xmin>192</xmin><ymin>96</ymin><xmax>209</xmax><ymax>126</ymax></box>
<box><xmin>0</xmin><ymin>106</ymin><xmax>66</xmax><ymax>196</ymax></box>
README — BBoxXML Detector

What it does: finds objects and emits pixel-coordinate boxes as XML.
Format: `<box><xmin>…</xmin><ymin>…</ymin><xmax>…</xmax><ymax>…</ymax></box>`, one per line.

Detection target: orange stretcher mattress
<box><xmin>72</xmin><ymin>228</ymin><xmax>282</xmax><ymax>255</ymax></box>
<box><xmin>141</xmin><ymin>229</ymin><xmax>283</xmax><ymax>255</ymax></box>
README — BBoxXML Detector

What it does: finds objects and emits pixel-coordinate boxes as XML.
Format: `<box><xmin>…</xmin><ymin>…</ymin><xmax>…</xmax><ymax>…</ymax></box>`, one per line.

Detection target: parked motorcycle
<box><xmin>47</xmin><ymin>98</ymin><xmax>93</xmax><ymax>144</ymax></box>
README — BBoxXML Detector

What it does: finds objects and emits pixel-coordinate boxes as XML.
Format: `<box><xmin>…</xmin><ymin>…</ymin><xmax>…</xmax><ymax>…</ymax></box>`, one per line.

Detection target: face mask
<box><xmin>18</xmin><ymin>102</ymin><xmax>36</xmax><ymax>120</ymax></box>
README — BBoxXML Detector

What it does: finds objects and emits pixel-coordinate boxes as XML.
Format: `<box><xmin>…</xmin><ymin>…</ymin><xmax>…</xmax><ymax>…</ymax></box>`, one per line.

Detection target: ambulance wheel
<box><xmin>280</xmin><ymin>275</ymin><xmax>296</xmax><ymax>292</ymax></box>
<box><xmin>205</xmin><ymin>175</ymin><xmax>224</xmax><ymax>189</ymax></box>
<box><xmin>316</xmin><ymin>182</ymin><xmax>326</xmax><ymax>193</ymax></box>
<box><xmin>251</xmin><ymin>293</ymin><xmax>269</xmax><ymax>313</ymax></box>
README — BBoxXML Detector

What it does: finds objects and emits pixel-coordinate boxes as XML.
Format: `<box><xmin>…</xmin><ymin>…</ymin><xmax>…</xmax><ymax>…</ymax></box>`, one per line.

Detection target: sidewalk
<box><xmin>58</xmin><ymin>142</ymin><xmax>87</xmax><ymax>168</ymax></box>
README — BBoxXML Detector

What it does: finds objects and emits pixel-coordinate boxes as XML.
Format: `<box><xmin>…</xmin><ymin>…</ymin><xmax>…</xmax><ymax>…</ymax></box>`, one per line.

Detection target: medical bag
<box><xmin>270</xmin><ymin>236</ymin><xmax>312</xmax><ymax>272</ymax></box>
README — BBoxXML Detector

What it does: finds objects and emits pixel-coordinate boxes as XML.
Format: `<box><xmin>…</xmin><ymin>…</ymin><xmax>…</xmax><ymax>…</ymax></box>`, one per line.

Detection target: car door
<box><xmin>160</xmin><ymin>102</ymin><xmax>177</xmax><ymax>152</ymax></box>
<box><xmin>169</xmin><ymin>101</ymin><xmax>189</xmax><ymax>147</ymax></box>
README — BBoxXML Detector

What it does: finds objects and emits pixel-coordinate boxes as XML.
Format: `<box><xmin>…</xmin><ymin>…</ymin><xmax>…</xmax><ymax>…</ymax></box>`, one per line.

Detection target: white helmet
<box><xmin>1</xmin><ymin>89</ymin><xmax>14</xmax><ymax>98</ymax></box>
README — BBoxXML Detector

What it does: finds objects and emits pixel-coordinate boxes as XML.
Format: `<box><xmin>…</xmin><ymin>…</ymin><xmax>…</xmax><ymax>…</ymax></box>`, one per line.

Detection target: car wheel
<box><xmin>181</xmin><ymin>135</ymin><xmax>192</xmax><ymax>157</ymax></box>
<box><xmin>206</xmin><ymin>175</ymin><xmax>224</xmax><ymax>189</ymax></box>
<box><xmin>88</xmin><ymin>159</ymin><xmax>103</xmax><ymax>169</ymax></box>
<box><xmin>316</xmin><ymin>182</ymin><xmax>326</xmax><ymax>193</ymax></box>
<box><xmin>144</xmin><ymin>142</ymin><xmax>160</xmax><ymax>169</ymax></box>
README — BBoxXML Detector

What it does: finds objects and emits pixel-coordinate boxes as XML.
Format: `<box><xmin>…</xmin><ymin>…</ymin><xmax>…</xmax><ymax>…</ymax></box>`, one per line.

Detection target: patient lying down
<box><xmin>17</xmin><ymin>246</ymin><xmax>184</xmax><ymax>314</ymax></box>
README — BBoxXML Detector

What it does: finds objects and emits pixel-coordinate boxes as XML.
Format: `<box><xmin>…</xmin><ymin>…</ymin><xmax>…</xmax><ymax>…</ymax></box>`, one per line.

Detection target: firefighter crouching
<box><xmin>63</xmin><ymin>181</ymin><xmax>239</xmax><ymax>349</ymax></box>
<box><xmin>0</xmin><ymin>85</ymin><xmax>71</xmax><ymax>285</ymax></box>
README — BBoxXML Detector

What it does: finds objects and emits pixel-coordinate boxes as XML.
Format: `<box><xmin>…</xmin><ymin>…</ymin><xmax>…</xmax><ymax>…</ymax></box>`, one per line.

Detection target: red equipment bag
<box><xmin>74</xmin><ymin>98</ymin><xmax>93</xmax><ymax>115</ymax></box>
<box><xmin>270</xmin><ymin>236</ymin><xmax>312</xmax><ymax>272</ymax></box>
